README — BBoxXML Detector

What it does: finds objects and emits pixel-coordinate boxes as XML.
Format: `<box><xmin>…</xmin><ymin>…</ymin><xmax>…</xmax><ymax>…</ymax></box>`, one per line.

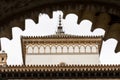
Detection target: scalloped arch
<box><xmin>0</xmin><ymin>0</ymin><xmax>120</xmax><ymax>52</ymax></box>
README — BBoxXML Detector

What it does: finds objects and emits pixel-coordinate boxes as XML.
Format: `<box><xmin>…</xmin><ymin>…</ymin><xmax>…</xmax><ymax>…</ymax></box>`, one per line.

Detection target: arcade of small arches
<box><xmin>26</xmin><ymin>44</ymin><xmax>98</xmax><ymax>54</ymax></box>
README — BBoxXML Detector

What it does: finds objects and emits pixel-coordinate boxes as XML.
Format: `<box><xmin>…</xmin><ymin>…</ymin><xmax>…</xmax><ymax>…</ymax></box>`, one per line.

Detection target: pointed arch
<box><xmin>51</xmin><ymin>46</ymin><xmax>56</xmax><ymax>53</ymax></box>
<box><xmin>57</xmin><ymin>46</ymin><xmax>62</xmax><ymax>53</ymax></box>
<box><xmin>45</xmin><ymin>46</ymin><xmax>51</xmax><ymax>53</ymax></box>
<box><xmin>33</xmin><ymin>46</ymin><xmax>39</xmax><ymax>53</ymax></box>
<box><xmin>74</xmin><ymin>46</ymin><xmax>79</xmax><ymax>53</ymax></box>
<box><xmin>80</xmin><ymin>46</ymin><xmax>85</xmax><ymax>53</ymax></box>
<box><xmin>63</xmin><ymin>46</ymin><xmax>68</xmax><ymax>53</ymax></box>
<box><xmin>27</xmin><ymin>46</ymin><xmax>33</xmax><ymax>53</ymax></box>
<box><xmin>92</xmin><ymin>46</ymin><xmax>97</xmax><ymax>53</ymax></box>
<box><xmin>68</xmin><ymin>46</ymin><xmax>74</xmax><ymax>53</ymax></box>
<box><xmin>39</xmin><ymin>46</ymin><xmax>44</xmax><ymax>53</ymax></box>
<box><xmin>86</xmin><ymin>46</ymin><xmax>91</xmax><ymax>53</ymax></box>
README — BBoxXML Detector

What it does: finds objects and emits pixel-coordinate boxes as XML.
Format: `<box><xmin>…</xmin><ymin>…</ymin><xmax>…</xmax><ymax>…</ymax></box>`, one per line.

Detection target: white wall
<box><xmin>25</xmin><ymin>53</ymin><xmax>100</xmax><ymax>65</ymax></box>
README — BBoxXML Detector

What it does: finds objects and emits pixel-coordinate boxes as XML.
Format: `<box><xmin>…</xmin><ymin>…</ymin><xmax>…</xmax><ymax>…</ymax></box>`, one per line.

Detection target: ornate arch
<box><xmin>27</xmin><ymin>46</ymin><xmax>33</xmax><ymax>53</ymax></box>
<box><xmin>0</xmin><ymin>0</ymin><xmax>120</xmax><ymax>52</ymax></box>
<box><xmin>85</xmin><ymin>46</ymin><xmax>91</xmax><ymax>53</ymax></box>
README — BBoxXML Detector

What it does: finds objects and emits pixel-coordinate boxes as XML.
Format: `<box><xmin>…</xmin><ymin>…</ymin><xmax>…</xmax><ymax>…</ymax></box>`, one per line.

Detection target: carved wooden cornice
<box><xmin>1</xmin><ymin>64</ymin><xmax>119</xmax><ymax>71</ymax></box>
<box><xmin>21</xmin><ymin>35</ymin><xmax>102</xmax><ymax>44</ymax></box>
<box><xmin>21</xmin><ymin>35</ymin><xmax>103</xmax><ymax>39</ymax></box>
<box><xmin>0</xmin><ymin>64</ymin><xmax>120</xmax><ymax>79</ymax></box>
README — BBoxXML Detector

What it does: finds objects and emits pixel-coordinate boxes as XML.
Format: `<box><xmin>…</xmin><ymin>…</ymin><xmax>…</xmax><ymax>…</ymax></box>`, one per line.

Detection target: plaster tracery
<box><xmin>92</xmin><ymin>46</ymin><xmax>98</xmax><ymax>53</ymax></box>
<box><xmin>39</xmin><ymin>46</ymin><xmax>44</xmax><ymax>53</ymax></box>
<box><xmin>80</xmin><ymin>46</ymin><xmax>85</xmax><ymax>53</ymax></box>
<box><xmin>26</xmin><ymin>44</ymin><xmax>98</xmax><ymax>54</ymax></box>
<box><xmin>86</xmin><ymin>46</ymin><xmax>91</xmax><ymax>53</ymax></box>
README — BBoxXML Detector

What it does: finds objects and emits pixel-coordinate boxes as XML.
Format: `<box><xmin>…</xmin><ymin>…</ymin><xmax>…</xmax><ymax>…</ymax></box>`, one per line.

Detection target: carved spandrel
<box><xmin>91</xmin><ymin>13</ymin><xmax>111</xmax><ymax>32</ymax></box>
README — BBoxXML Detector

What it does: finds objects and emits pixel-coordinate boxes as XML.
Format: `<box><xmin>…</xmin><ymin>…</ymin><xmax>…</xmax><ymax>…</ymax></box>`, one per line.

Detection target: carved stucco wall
<box><xmin>0</xmin><ymin>0</ymin><xmax>120</xmax><ymax>52</ymax></box>
<box><xmin>25</xmin><ymin>42</ymin><xmax>100</xmax><ymax>65</ymax></box>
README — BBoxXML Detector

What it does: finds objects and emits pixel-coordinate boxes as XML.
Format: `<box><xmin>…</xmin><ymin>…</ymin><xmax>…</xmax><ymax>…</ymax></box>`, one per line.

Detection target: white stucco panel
<box><xmin>25</xmin><ymin>54</ymin><xmax>100</xmax><ymax>65</ymax></box>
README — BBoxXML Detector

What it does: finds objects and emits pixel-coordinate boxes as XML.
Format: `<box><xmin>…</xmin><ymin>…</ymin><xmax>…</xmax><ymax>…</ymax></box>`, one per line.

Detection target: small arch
<box><xmin>27</xmin><ymin>46</ymin><xmax>33</xmax><ymax>53</ymax></box>
<box><xmin>80</xmin><ymin>46</ymin><xmax>85</xmax><ymax>53</ymax></box>
<box><xmin>57</xmin><ymin>46</ymin><xmax>62</xmax><ymax>53</ymax></box>
<box><xmin>39</xmin><ymin>46</ymin><xmax>45</xmax><ymax>53</ymax></box>
<box><xmin>86</xmin><ymin>46</ymin><xmax>91</xmax><ymax>53</ymax></box>
<box><xmin>33</xmin><ymin>46</ymin><xmax>39</xmax><ymax>53</ymax></box>
<box><xmin>92</xmin><ymin>46</ymin><xmax>97</xmax><ymax>53</ymax></box>
<box><xmin>68</xmin><ymin>46</ymin><xmax>74</xmax><ymax>53</ymax></box>
<box><xmin>74</xmin><ymin>46</ymin><xmax>79</xmax><ymax>53</ymax></box>
<box><xmin>51</xmin><ymin>46</ymin><xmax>56</xmax><ymax>53</ymax></box>
<box><xmin>63</xmin><ymin>46</ymin><xmax>68</xmax><ymax>53</ymax></box>
<box><xmin>45</xmin><ymin>46</ymin><xmax>51</xmax><ymax>53</ymax></box>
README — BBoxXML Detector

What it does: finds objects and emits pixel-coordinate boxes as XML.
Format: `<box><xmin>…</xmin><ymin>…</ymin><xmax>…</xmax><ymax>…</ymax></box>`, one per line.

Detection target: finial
<box><xmin>56</xmin><ymin>14</ymin><xmax>65</xmax><ymax>35</ymax></box>
<box><xmin>59</xmin><ymin>14</ymin><xmax>62</xmax><ymax>26</ymax></box>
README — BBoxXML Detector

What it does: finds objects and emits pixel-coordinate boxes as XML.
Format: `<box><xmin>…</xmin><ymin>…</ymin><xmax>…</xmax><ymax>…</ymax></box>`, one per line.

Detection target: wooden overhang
<box><xmin>0</xmin><ymin>64</ymin><xmax>120</xmax><ymax>79</ymax></box>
